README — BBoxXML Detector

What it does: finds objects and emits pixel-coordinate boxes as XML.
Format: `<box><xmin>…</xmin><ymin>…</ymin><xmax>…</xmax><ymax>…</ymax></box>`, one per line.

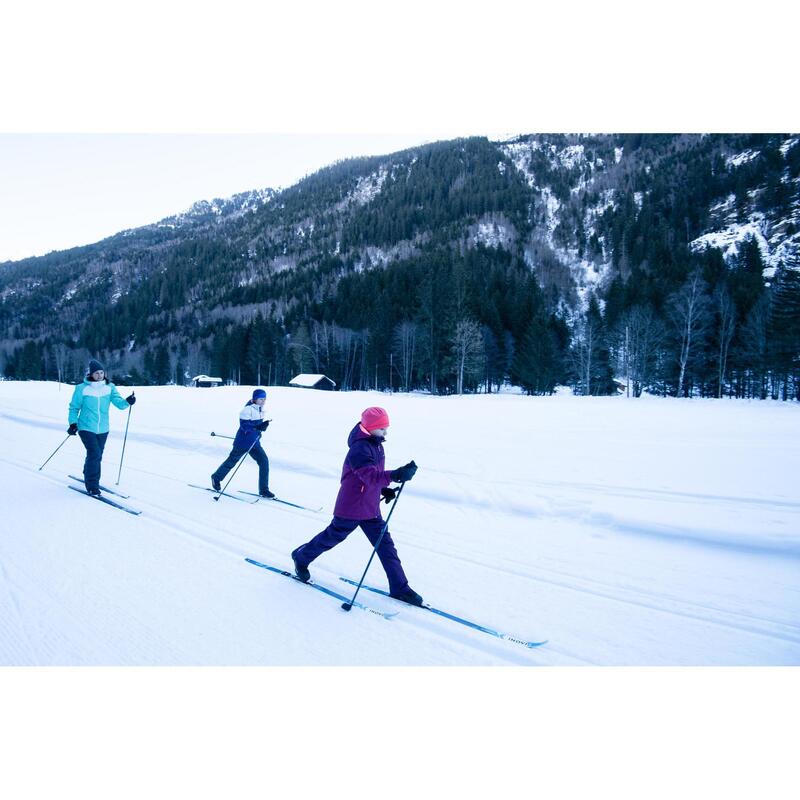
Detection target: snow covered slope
<box><xmin>1</xmin><ymin>382</ymin><xmax>798</xmax><ymax>665</ymax></box>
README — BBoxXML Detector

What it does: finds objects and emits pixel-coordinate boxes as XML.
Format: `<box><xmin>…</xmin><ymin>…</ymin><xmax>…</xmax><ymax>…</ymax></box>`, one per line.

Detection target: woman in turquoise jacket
<box><xmin>68</xmin><ymin>359</ymin><xmax>136</xmax><ymax>496</ymax></box>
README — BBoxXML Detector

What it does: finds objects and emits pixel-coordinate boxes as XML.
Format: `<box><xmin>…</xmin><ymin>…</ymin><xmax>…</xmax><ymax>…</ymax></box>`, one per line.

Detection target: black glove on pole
<box><xmin>214</xmin><ymin>436</ymin><xmax>259</xmax><ymax>502</ymax></box>
<box><xmin>38</xmin><ymin>433</ymin><xmax>73</xmax><ymax>471</ymax></box>
<box><xmin>390</xmin><ymin>460</ymin><xmax>418</xmax><ymax>483</ymax></box>
<box><xmin>380</xmin><ymin>486</ymin><xmax>397</xmax><ymax>504</ymax></box>
<box><xmin>342</xmin><ymin>481</ymin><xmax>406</xmax><ymax>612</ymax></box>
<box><xmin>115</xmin><ymin>391</ymin><xmax>134</xmax><ymax>485</ymax></box>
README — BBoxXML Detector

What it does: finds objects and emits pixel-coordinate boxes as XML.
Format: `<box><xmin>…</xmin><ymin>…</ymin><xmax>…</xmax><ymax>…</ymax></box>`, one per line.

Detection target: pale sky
<box><xmin>0</xmin><ymin>134</ymin><xmax>432</xmax><ymax>263</ymax></box>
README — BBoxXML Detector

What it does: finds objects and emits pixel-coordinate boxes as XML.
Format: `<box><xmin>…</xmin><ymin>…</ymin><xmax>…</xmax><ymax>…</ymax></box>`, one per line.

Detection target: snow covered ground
<box><xmin>1</xmin><ymin>381</ymin><xmax>798</xmax><ymax>666</ymax></box>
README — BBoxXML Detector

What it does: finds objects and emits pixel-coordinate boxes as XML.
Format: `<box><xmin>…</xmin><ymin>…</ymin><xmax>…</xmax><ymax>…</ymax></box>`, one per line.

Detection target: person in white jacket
<box><xmin>211</xmin><ymin>388</ymin><xmax>273</xmax><ymax>497</ymax></box>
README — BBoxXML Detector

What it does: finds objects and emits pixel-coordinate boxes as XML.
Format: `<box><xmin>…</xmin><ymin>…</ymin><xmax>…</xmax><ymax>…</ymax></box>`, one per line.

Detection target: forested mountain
<box><xmin>2</xmin><ymin>133</ymin><xmax>799</xmax><ymax>399</ymax></box>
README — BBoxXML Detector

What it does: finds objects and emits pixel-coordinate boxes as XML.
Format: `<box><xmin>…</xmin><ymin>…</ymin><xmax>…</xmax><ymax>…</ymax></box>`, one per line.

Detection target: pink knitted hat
<box><xmin>360</xmin><ymin>406</ymin><xmax>390</xmax><ymax>431</ymax></box>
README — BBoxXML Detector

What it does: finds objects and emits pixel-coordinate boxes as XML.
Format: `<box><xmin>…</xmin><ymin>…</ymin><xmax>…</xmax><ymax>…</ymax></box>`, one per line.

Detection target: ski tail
<box><xmin>238</xmin><ymin>491</ymin><xmax>322</xmax><ymax>512</ymax></box>
<box><xmin>68</xmin><ymin>485</ymin><xmax>142</xmax><ymax>516</ymax></box>
<box><xmin>68</xmin><ymin>475</ymin><xmax>130</xmax><ymax>499</ymax></box>
<box><xmin>245</xmin><ymin>558</ymin><xmax>397</xmax><ymax>619</ymax></box>
<box><xmin>188</xmin><ymin>484</ymin><xmax>259</xmax><ymax>503</ymax></box>
<box><xmin>338</xmin><ymin>577</ymin><xmax>547</xmax><ymax>648</ymax></box>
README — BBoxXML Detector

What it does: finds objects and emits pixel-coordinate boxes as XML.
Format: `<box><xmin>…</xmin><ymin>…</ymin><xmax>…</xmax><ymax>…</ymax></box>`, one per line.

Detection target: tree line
<box><xmin>2</xmin><ymin>134</ymin><xmax>798</xmax><ymax>398</ymax></box>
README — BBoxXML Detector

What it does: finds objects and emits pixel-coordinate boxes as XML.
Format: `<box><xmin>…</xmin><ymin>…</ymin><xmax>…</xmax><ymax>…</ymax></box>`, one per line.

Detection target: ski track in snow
<box><xmin>1</xmin><ymin>454</ymin><xmax>540</xmax><ymax>666</ymax></box>
<box><xmin>0</xmin><ymin>556</ymin><xmax>40</xmax><ymax>665</ymax></box>
<box><xmin>1</xmin><ymin>384</ymin><xmax>799</xmax><ymax>665</ymax></box>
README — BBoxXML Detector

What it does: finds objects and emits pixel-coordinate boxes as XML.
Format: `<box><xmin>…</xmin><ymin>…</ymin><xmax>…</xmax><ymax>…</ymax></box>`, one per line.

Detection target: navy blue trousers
<box><xmin>295</xmin><ymin>516</ymin><xmax>409</xmax><ymax>595</ymax></box>
<box><xmin>212</xmin><ymin>442</ymin><xmax>270</xmax><ymax>494</ymax></box>
<box><xmin>78</xmin><ymin>430</ymin><xmax>108</xmax><ymax>491</ymax></box>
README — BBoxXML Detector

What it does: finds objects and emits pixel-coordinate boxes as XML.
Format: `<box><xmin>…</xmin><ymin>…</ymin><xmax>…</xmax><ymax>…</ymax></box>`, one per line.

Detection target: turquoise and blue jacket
<box><xmin>68</xmin><ymin>379</ymin><xmax>129</xmax><ymax>434</ymax></box>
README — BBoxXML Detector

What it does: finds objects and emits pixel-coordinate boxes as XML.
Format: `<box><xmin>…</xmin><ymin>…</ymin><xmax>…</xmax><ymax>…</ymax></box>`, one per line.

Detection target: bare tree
<box><xmin>571</xmin><ymin>318</ymin><xmax>597</xmax><ymax>395</ymax></box>
<box><xmin>614</xmin><ymin>305</ymin><xmax>666</xmax><ymax>397</ymax></box>
<box><xmin>310</xmin><ymin>319</ymin><xmax>335</xmax><ymax>374</ymax></box>
<box><xmin>668</xmin><ymin>270</ymin><xmax>711</xmax><ymax>397</ymax></box>
<box><xmin>393</xmin><ymin>321</ymin><xmax>417</xmax><ymax>391</ymax></box>
<box><xmin>450</xmin><ymin>318</ymin><xmax>485</xmax><ymax>394</ymax></box>
<box><xmin>333</xmin><ymin>325</ymin><xmax>361</xmax><ymax>391</ymax></box>
<box><xmin>287</xmin><ymin>323</ymin><xmax>318</xmax><ymax>374</ymax></box>
<box><xmin>571</xmin><ymin>297</ymin><xmax>605</xmax><ymax>395</ymax></box>
<box><xmin>52</xmin><ymin>342</ymin><xmax>69</xmax><ymax>385</ymax></box>
<box><xmin>714</xmin><ymin>286</ymin><xmax>736</xmax><ymax>398</ymax></box>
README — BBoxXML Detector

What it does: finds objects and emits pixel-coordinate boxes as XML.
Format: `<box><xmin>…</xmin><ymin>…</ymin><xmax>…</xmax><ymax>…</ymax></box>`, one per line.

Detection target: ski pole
<box><xmin>38</xmin><ymin>434</ymin><xmax>72</xmax><ymax>471</ymax></box>
<box><xmin>214</xmin><ymin>437</ymin><xmax>259</xmax><ymax>502</ymax></box>
<box><xmin>210</xmin><ymin>431</ymin><xmax>235</xmax><ymax>439</ymax></box>
<box><xmin>342</xmin><ymin>482</ymin><xmax>406</xmax><ymax>612</ymax></box>
<box><xmin>116</xmin><ymin>392</ymin><xmax>134</xmax><ymax>485</ymax></box>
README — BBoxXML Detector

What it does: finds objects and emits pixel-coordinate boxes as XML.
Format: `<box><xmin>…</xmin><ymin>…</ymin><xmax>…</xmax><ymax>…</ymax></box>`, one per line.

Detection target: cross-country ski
<box><xmin>67</xmin><ymin>484</ymin><xmax>142</xmax><ymax>515</ymax></box>
<box><xmin>338</xmin><ymin>577</ymin><xmax>547</xmax><ymax>648</ymax></box>
<box><xmin>68</xmin><ymin>475</ymin><xmax>130</xmax><ymax>499</ymax></box>
<box><xmin>187</xmin><ymin>484</ymin><xmax>260</xmax><ymax>503</ymax></box>
<box><xmin>237</xmin><ymin>490</ymin><xmax>322</xmax><ymax>512</ymax></box>
<box><xmin>244</xmin><ymin>558</ymin><xmax>398</xmax><ymax>619</ymax></box>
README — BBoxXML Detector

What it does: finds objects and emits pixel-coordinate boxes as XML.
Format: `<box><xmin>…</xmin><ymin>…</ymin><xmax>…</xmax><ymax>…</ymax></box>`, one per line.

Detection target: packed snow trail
<box><xmin>1</xmin><ymin>382</ymin><xmax>799</xmax><ymax>665</ymax></box>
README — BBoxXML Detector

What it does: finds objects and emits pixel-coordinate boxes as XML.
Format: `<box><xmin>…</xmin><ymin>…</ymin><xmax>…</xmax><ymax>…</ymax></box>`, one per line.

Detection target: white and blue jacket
<box><xmin>68</xmin><ymin>379</ymin><xmax>129</xmax><ymax>434</ymax></box>
<box><xmin>233</xmin><ymin>400</ymin><xmax>266</xmax><ymax>450</ymax></box>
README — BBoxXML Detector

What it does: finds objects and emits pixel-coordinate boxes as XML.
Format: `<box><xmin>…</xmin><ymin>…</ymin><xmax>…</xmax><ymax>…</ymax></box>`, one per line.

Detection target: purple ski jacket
<box><xmin>333</xmin><ymin>423</ymin><xmax>394</xmax><ymax>520</ymax></box>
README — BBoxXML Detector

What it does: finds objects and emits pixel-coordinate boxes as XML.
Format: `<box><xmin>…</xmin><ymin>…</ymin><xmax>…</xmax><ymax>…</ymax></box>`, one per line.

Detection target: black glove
<box><xmin>126</xmin><ymin>393</ymin><xmax>136</xmax><ymax>406</ymax></box>
<box><xmin>380</xmin><ymin>486</ymin><xmax>397</xmax><ymax>504</ymax></box>
<box><xmin>390</xmin><ymin>460</ymin><xmax>418</xmax><ymax>483</ymax></box>
<box><xmin>257</xmin><ymin>420</ymin><xmax>270</xmax><ymax>431</ymax></box>
<box><xmin>67</xmin><ymin>423</ymin><xmax>78</xmax><ymax>435</ymax></box>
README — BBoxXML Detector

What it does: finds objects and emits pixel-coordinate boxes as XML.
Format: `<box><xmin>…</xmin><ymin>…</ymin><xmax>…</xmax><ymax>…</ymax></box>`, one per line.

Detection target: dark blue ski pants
<box><xmin>78</xmin><ymin>430</ymin><xmax>108</xmax><ymax>492</ymax></box>
<box><xmin>212</xmin><ymin>442</ymin><xmax>270</xmax><ymax>494</ymax></box>
<box><xmin>294</xmin><ymin>516</ymin><xmax>409</xmax><ymax>595</ymax></box>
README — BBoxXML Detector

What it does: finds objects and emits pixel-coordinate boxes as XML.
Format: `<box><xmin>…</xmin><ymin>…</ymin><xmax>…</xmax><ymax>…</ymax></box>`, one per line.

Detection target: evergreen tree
<box><xmin>768</xmin><ymin>265</ymin><xmax>800</xmax><ymax>400</ymax></box>
<box><xmin>511</xmin><ymin>316</ymin><xmax>558</xmax><ymax>395</ymax></box>
<box><xmin>154</xmin><ymin>342</ymin><xmax>171</xmax><ymax>384</ymax></box>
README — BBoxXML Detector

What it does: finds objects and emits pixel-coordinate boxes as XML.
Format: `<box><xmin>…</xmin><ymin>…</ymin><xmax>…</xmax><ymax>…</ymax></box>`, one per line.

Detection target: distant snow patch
<box><xmin>469</xmin><ymin>214</ymin><xmax>516</xmax><ymax>250</ymax></box>
<box><xmin>559</xmin><ymin>144</ymin><xmax>585</xmax><ymax>170</ymax></box>
<box><xmin>690</xmin><ymin>215</ymin><xmax>771</xmax><ymax>267</ymax></box>
<box><xmin>351</xmin><ymin>166</ymin><xmax>388</xmax><ymax>206</ymax></box>
<box><xmin>500</xmin><ymin>141</ymin><xmax>538</xmax><ymax>188</ymax></box>
<box><xmin>726</xmin><ymin>150</ymin><xmax>759</xmax><ymax>168</ymax></box>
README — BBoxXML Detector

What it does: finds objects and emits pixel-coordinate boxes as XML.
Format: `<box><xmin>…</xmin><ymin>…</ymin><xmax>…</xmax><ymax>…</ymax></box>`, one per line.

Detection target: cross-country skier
<box><xmin>291</xmin><ymin>406</ymin><xmax>422</xmax><ymax>605</ymax></box>
<box><xmin>67</xmin><ymin>359</ymin><xmax>136</xmax><ymax>496</ymax></box>
<box><xmin>211</xmin><ymin>388</ymin><xmax>273</xmax><ymax>497</ymax></box>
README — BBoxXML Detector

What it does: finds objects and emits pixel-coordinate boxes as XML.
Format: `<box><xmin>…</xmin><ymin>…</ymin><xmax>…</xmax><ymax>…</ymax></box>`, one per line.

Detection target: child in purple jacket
<box><xmin>291</xmin><ymin>406</ymin><xmax>422</xmax><ymax>605</ymax></box>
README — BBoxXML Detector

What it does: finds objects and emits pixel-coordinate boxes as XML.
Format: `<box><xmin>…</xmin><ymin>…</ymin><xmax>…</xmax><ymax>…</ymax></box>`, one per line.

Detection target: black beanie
<box><xmin>87</xmin><ymin>359</ymin><xmax>105</xmax><ymax>375</ymax></box>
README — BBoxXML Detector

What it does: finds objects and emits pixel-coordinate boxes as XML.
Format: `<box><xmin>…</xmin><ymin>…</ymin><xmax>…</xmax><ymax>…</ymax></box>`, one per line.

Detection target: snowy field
<box><xmin>1</xmin><ymin>381</ymin><xmax>798</xmax><ymax>666</ymax></box>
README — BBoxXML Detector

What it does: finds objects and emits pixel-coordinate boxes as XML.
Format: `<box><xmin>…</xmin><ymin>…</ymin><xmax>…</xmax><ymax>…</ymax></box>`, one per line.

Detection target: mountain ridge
<box><xmin>2</xmin><ymin>133</ymin><xmax>798</xmax><ymax>399</ymax></box>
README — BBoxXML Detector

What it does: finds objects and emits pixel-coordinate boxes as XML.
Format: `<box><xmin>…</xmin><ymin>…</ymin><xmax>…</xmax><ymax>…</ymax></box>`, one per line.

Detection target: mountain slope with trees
<box><xmin>1</xmin><ymin>133</ymin><xmax>798</xmax><ymax>398</ymax></box>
